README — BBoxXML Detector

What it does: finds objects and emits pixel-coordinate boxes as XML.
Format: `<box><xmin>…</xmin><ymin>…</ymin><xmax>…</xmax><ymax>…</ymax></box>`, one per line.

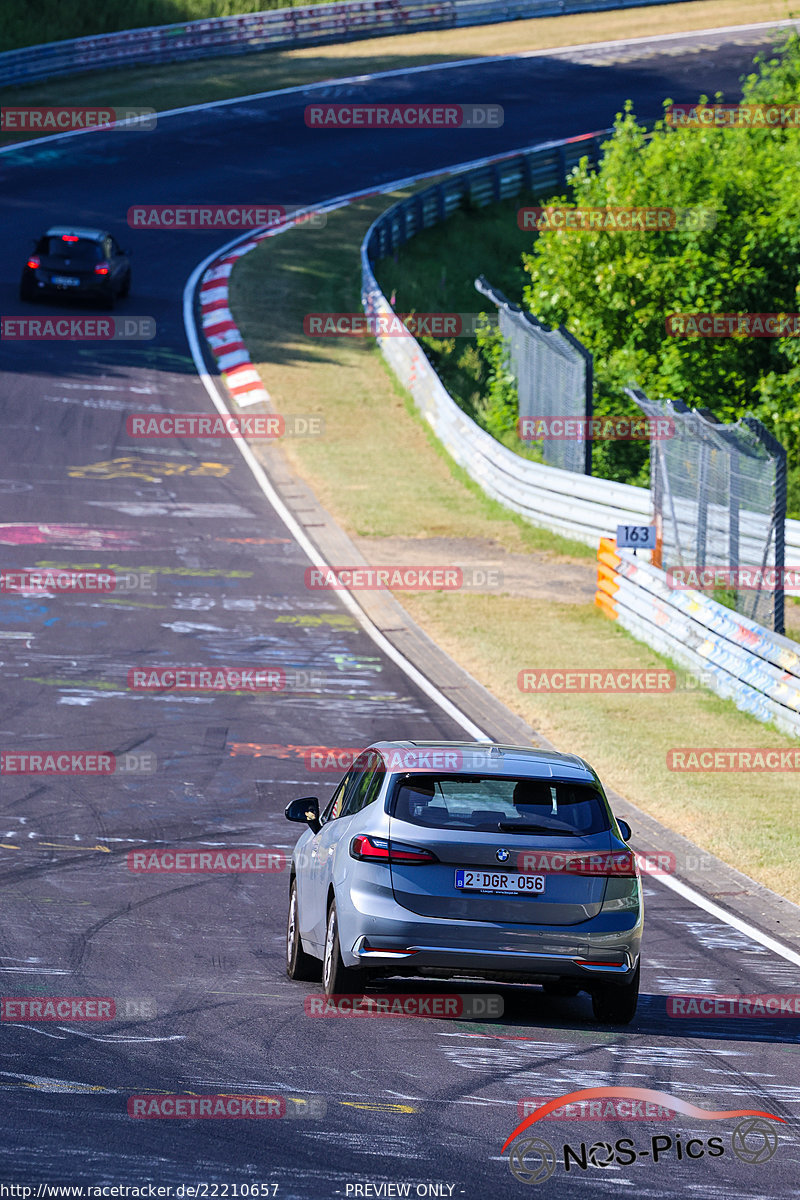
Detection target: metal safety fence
<box><xmin>360</xmin><ymin>136</ymin><xmax>800</xmax><ymax>731</ymax></box>
<box><xmin>475</xmin><ymin>276</ymin><xmax>592</xmax><ymax>474</ymax></box>
<box><xmin>362</xmin><ymin>134</ymin><xmax>651</xmax><ymax>544</ymax></box>
<box><xmin>629</xmin><ymin>390</ymin><xmax>787</xmax><ymax>634</ymax></box>
<box><xmin>364</xmin><ymin>132</ymin><xmax>608</xmax><ymax>258</ymax></box>
<box><xmin>361</xmin><ymin>134</ymin><xmax>800</xmax><ymax>568</ymax></box>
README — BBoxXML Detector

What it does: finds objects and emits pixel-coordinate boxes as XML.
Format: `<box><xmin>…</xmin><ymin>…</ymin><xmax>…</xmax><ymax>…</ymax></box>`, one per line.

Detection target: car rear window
<box><xmin>391</xmin><ymin>775</ymin><xmax>609</xmax><ymax>836</ymax></box>
<box><xmin>45</xmin><ymin>237</ymin><xmax>102</xmax><ymax>261</ymax></box>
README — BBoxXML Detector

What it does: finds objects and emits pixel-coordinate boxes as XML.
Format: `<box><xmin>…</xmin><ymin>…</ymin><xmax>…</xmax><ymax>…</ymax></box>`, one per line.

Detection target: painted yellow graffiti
<box><xmin>339</xmin><ymin>1101</ymin><xmax>417</xmax><ymax>1113</ymax></box>
<box><xmin>39</xmin><ymin>843</ymin><xmax>111</xmax><ymax>853</ymax></box>
<box><xmin>68</xmin><ymin>457</ymin><xmax>231</xmax><ymax>482</ymax></box>
<box><xmin>26</xmin><ymin>677</ymin><xmax>123</xmax><ymax>691</ymax></box>
<box><xmin>275</xmin><ymin>614</ymin><xmax>356</xmax><ymax>628</ymax></box>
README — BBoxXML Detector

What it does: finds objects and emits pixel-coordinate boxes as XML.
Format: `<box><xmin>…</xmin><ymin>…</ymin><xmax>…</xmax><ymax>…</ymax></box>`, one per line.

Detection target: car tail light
<box><xmin>562</xmin><ymin>851</ymin><xmax>638</xmax><ymax>877</ymax></box>
<box><xmin>575</xmin><ymin>958</ymin><xmax>629</xmax><ymax>969</ymax></box>
<box><xmin>94</xmin><ymin>262</ymin><xmax>110</xmax><ymax>276</ymax></box>
<box><xmin>360</xmin><ymin>941</ymin><xmax>417</xmax><ymax>957</ymax></box>
<box><xmin>61</xmin><ymin>235</ymin><xmax>79</xmax><ymax>242</ymax></box>
<box><xmin>26</xmin><ymin>256</ymin><xmax>40</xmax><ymax>269</ymax></box>
<box><xmin>350</xmin><ymin>835</ymin><xmax>438</xmax><ymax>865</ymax></box>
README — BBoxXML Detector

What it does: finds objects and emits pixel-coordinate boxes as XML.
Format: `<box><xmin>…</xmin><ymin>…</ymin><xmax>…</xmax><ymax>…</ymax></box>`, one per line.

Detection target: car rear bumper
<box><xmin>354</xmin><ymin>937</ymin><xmax>638</xmax><ymax>984</ymax></box>
<box><xmin>342</xmin><ymin>889</ymin><xmax>642</xmax><ymax>984</ymax></box>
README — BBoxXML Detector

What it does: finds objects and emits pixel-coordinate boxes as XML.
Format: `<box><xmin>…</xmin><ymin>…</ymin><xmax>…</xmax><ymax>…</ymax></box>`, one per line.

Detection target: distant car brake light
<box><xmin>26</xmin><ymin>256</ymin><xmax>40</xmax><ymax>269</ymax></box>
<box><xmin>61</xmin><ymin>235</ymin><xmax>80</xmax><ymax>242</ymax></box>
<box><xmin>350</xmin><ymin>835</ymin><xmax>438</xmax><ymax>864</ymax></box>
<box><xmin>94</xmin><ymin>263</ymin><xmax>110</xmax><ymax>276</ymax></box>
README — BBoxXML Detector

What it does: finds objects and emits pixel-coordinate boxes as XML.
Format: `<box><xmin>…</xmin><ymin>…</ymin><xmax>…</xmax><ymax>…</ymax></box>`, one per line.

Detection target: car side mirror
<box><xmin>285</xmin><ymin>796</ymin><xmax>320</xmax><ymax>833</ymax></box>
<box><xmin>617</xmin><ymin>819</ymin><xmax>632</xmax><ymax>841</ymax></box>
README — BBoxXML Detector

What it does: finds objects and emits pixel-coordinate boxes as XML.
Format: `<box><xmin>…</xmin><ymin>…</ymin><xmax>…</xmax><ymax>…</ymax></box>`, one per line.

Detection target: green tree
<box><xmin>521</xmin><ymin>32</ymin><xmax>800</xmax><ymax>504</ymax></box>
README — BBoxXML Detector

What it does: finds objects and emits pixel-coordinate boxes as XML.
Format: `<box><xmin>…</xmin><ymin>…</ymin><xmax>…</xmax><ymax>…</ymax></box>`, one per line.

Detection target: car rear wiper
<box><xmin>497</xmin><ymin>822</ymin><xmax>579</xmax><ymax>835</ymax></box>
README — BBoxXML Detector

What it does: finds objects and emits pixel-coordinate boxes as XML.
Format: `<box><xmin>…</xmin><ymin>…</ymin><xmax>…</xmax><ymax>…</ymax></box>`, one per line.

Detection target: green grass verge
<box><xmin>230</xmin><ymin>196</ymin><xmax>800</xmax><ymax>905</ymax></box>
<box><xmin>230</xmin><ymin>193</ymin><xmax>591</xmax><ymax>556</ymax></box>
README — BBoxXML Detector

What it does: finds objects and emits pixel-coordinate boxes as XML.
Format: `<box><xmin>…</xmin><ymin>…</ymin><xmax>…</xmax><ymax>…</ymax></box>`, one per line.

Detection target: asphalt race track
<box><xmin>1</xmin><ymin>21</ymin><xmax>799</xmax><ymax>1197</ymax></box>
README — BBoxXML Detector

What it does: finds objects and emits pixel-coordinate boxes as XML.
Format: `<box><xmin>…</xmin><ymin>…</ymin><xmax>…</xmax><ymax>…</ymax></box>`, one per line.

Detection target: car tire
<box><xmin>19</xmin><ymin>281</ymin><xmax>36</xmax><ymax>303</ymax></box>
<box><xmin>99</xmin><ymin>291</ymin><xmax>114</xmax><ymax>311</ymax></box>
<box><xmin>591</xmin><ymin>962</ymin><xmax>640</xmax><ymax>1025</ymax></box>
<box><xmin>286</xmin><ymin>880</ymin><xmax>320</xmax><ymax>982</ymax></box>
<box><xmin>120</xmin><ymin>270</ymin><xmax>131</xmax><ymax>298</ymax></box>
<box><xmin>323</xmin><ymin>900</ymin><xmax>365</xmax><ymax>998</ymax></box>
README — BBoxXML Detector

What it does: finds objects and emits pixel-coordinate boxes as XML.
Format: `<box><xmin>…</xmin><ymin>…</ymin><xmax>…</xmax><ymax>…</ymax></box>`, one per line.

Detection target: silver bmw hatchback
<box><xmin>285</xmin><ymin>741</ymin><xmax>643</xmax><ymax>1024</ymax></box>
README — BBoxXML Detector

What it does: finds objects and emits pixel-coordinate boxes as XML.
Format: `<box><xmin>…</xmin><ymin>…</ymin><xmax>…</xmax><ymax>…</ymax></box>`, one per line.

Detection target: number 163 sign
<box><xmin>616</xmin><ymin>524</ymin><xmax>656</xmax><ymax>549</ymax></box>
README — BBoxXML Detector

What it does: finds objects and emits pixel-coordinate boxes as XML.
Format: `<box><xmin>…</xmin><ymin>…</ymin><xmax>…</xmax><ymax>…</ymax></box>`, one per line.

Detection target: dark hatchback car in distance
<box><xmin>285</xmin><ymin>741</ymin><xmax>643</xmax><ymax>1025</ymax></box>
<box><xmin>20</xmin><ymin>226</ymin><xmax>131</xmax><ymax>309</ymax></box>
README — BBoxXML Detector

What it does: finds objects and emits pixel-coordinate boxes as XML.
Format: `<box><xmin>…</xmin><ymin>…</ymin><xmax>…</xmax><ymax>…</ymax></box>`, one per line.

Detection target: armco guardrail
<box><xmin>361</xmin><ymin>133</ymin><xmax>800</xmax><ymax>569</ymax></box>
<box><xmin>1</xmin><ymin>0</ymin><xmax>688</xmax><ymax>87</ymax></box>
<box><xmin>597</xmin><ymin>537</ymin><xmax>800</xmax><ymax>738</ymax></box>
<box><xmin>362</xmin><ymin>132</ymin><xmax>653</xmax><ymax>547</ymax></box>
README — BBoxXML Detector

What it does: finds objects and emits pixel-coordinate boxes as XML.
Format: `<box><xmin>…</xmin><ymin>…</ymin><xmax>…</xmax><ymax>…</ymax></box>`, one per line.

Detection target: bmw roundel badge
<box><xmin>496</xmin><ymin>848</ymin><xmax>510</xmax><ymax>863</ymax></box>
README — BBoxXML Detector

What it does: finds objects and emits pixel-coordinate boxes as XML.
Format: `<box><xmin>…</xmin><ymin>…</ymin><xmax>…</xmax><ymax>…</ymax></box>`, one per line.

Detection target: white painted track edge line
<box><xmin>183</xmin><ymin>232</ymin><xmax>486</xmax><ymax>743</ymax></box>
<box><xmin>2</xmin><ymin>17</ymin><xmax>798</xmax><ymax>155</ymax></box>
<box><xmin>651</xmin><ymin>873</ymin><xmax>800</xmax><ymax>968</ymax></box>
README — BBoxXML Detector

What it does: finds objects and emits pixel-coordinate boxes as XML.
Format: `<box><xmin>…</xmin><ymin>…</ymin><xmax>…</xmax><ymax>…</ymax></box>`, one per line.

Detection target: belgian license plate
<box><xmin>52</xmin><ymin>275</ymin><xmax>80</xmax><ymax>286</ymax></box>
<box><xmin>455</xmin><ymin>869</ymin><xmax>545</xmax><ymax>895</ymax></box>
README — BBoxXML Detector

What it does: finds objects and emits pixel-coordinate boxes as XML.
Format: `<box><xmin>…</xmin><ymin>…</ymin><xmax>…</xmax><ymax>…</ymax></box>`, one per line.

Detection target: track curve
<box><xmin>1</xmin><ymin>24</ymin><xmax>799</xmax><ymax>1196</ymax></box>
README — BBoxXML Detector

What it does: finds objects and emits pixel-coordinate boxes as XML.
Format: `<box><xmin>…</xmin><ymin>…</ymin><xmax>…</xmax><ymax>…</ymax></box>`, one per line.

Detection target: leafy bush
<box><xmin>521</xmin><ymin>32</ymin><xmax>800</xmax><ymax>506</ymax></box>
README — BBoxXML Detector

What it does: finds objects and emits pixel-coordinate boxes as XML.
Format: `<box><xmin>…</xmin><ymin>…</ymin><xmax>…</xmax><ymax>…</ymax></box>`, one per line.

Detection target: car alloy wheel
<box><xmin>286</xmin><ymin>880</ymin><xmax>320</xmax><ymax>982</ymax></box>
<box><xmin>323</xmin><ymin>901</ymin><xmax>364</xmax><ymax>998</ymax></box>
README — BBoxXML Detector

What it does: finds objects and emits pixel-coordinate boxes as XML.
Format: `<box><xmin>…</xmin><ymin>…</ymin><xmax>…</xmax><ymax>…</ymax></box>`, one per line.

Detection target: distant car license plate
<box><xmin>455</xmin><ymin>869</ymin><xmax>545</xmax><ymax>894</ymax></box>
<box><xmin>51</xmin><ymin>275</ymin><xmax>80</xmax><ymax>286</ymax></box>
